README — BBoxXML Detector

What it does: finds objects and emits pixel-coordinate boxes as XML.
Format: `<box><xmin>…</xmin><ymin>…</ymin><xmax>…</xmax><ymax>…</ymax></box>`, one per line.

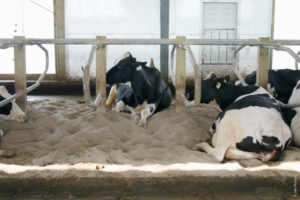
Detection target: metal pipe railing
<box><xmin>179</xmin><ymin>45</ymin><xmax>201</xmax><ymax>108</ymax></box>
<box><xmin>27</xmin><ymin>44</ymin><xmax>49</xmax><ymax>93</ymax></box>
<box><xmin>1</xmin><ymin>38</ymin><xmax>300</xmax><ymax>46</ymax></box>
<box><xmin>82</xmin><ymin>44</ymin><xmax>104</xmax><ymax>108</ymax></box>
<box><xmin>233</xmin><ymin>45</ymin><xmax>248</xmax><ymax>86</ymax></box>
<box><xmin>170</xmin><ymin>44</ymin><xmax>201</xmax><ymax>108</ymax></box>
<box><xmin>91</xmin><ymin>93</ymin><xmax>104</xmax><ymax>108</ymax></box>
<box><xmin>170</xmin><ymin>45</ymin><xmax>176</xmax><ymax>88</ymax></box>
<box><xmin>82</xmin><ymin>44</ymin><xmax>98</xmax><ymax>105</ymax></box>
<box><xmin>0</xmin><ymin>44</ymin><xmax>49</xmax><ymax>108</ymax></box>
<box><xmin>296</xmin><ymin>51</ymin><xmax>300</xmax><ymax>70</ymax></box>
<box><xmin>263</xmin><ymin>46</ymin><xmax>300</xmax><ymax>70</ymax></box>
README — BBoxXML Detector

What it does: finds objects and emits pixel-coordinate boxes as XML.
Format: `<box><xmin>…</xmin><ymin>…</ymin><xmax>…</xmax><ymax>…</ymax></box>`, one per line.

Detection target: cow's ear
<box><xmin>224</xmin><ymin>75</ymin><xmax>230</xmax><ymax>82</ymax></box>
<box><xmin>141</xmin><ymin>62</ymin><xmax>147</xmax><ymax>66</ymax></box>
<box><xmin>211</xmin><ymin>73</ymin><xmax>217</xmax><ymax>79</ymax></box>
<box><xmin>216</xmin><ymin>75</ymin><xmax>230</xmax><ymax>83</ymax></box>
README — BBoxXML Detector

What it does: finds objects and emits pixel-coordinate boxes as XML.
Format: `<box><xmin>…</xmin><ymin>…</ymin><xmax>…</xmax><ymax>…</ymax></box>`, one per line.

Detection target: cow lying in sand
<box><xmin>236</xmin><ymin>69</ymin><xmax>300</xmax><ymax>103</ymax></box>
<box><xmin>106</xmin><ymin>53</ymin><xmax>171</xmax><ymax>128</ymax></box>
<box><xmin>0</xmin><ymin>86</ymin><xmax>27</xmax><ymax>157</ymax></box>
<box><xmin>283</xmin><ymin>80</ymin><xmax>300</xmax><ymax>147</ymax></box>
<box><xmin>193</xmin><ymin>73</ymin><xmax>292</xmax><ymax>162</ymax></box>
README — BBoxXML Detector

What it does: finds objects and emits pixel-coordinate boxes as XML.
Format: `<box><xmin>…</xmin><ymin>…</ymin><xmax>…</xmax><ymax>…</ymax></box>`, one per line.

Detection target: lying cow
<box><xmin>236</xmin><ymin>69</ymin><xmax>300</xmax><ymax>103</ymax></box>
<box><xmin>0</xmin><ymin>86</ymin><xmax>27</xmax><ymax>157</ymax></box>
<box><xmin>282</xmin><ymin>80</ymin><xmax>300</xmax><ymax>147</ymax></box>
<box><xmin>106</xmin><ymin>52</ymin><xmax>172</xmax><ymax>128</ymax></box>
<box><xmin>193</xmin><ymin>73</ymin><xmax>292</xmax><ymax>162</ymax></box>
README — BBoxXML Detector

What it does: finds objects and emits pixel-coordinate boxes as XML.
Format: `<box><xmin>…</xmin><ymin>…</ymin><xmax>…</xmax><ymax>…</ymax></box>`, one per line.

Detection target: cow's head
<box><xmin>288</xmin><ymin>80</ymin><xmax>300</xmax><ymax>104</ymax></box>
<box><xmin>0</xmin><ymin>86</ymin><xmax>27</xmax><ymax>122</ymax></box>
<box><xmin>200</xmin><ymin>73</ymin><xmax>230</xmax><ymax>104</ymax></box>
<box><xmin>106</xmin><ymin>52</ymin><xmax>147</xmax><ymax>85</ymax></box>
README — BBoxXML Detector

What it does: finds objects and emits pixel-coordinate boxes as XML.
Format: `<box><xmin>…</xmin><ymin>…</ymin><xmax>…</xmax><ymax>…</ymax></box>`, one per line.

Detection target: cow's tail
<box><xmin>106</xmin><ymin>84</ymin><xmax>117</xmax><ymax>108</ymax></box>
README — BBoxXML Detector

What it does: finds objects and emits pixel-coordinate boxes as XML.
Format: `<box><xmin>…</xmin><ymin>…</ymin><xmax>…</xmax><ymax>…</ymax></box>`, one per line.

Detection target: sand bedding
<box><xmin>0</xmin><ymin>100</ymin><xmax>300</xmax><ymax>179</ymax></box>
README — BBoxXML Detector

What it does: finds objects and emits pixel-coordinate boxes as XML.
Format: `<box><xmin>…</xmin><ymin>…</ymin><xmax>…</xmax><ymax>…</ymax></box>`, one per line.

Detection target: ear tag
<box><xmin>216</xmin><ymin>82</ymin><xmax>221</xmax><ymax>89</ymax></box>
<box><xmin>137</xmin><ymin>65</ymin><xmax>142</xmax><ymax>71</ymax></box>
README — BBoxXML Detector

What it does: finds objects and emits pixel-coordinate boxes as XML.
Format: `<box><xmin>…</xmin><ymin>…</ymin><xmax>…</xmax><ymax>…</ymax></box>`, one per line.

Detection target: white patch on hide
<box><xmin>137</xmin><ymin>65</ymin><xmax>142</xmax><ymax>71</ymax></box>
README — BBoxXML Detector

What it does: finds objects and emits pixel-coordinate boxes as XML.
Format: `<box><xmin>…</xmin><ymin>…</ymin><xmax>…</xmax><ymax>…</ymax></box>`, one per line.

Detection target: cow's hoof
<box><xmin>112</xmin><ymin>106</ymin><xmax>121</xmax><ymax>112</ymax></box>
<box><xmin>0</xmin><ymin>150</ymin><xmax>15</xmax><ymax>158</ymax></box>
<box><xmin>193</xmin><ymin>143</ymin><xmax>203</xmax><ymax>151</ymax></box>
<box><xmin>192</xmin><ymin>144</ymin><xmax>201</xmax><ymax>151</ymax></box>
<box><xmin>138</xmin><ymin>121</ymin><xmax>147</xmax><ymax>128</ymax></box>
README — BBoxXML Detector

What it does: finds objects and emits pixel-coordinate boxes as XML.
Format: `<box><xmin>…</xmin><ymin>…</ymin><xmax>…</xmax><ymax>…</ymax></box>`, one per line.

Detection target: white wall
<box><xmin>65</xmin><ymin>0</ymin><xmax>160</xmax><ymax>80</ymax></box>
<box><xmin>0</xmin><ymin>0</ymin><xmax>55</xmax><ymax>74</ymax></box>
<box><xmin>65</xmin><ymin>0</ymin><xmax>274</xmax><ymax>81</ymax></box>
<box><xmin>273</xmin><ymin>0</ymin><xmax>300</xmax><ymax>70</ymax></box>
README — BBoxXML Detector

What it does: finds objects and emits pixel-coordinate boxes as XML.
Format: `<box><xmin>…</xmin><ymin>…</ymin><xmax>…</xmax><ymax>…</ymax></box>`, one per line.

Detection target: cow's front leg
<box><xmin>106</xmin><ymin>84</ymin><xmax>117</xmax><ymax>108</ymax></box>
<box><xmin>112</xmin><ymin>100</ymin><xmax>125</xmax><ymax>112</ymax></box>
<box><xmin>193</xmin><ymin>142</ymin><xmax>227</xmax><ymax>162</ymax></box>
<box><xmin>137</xmin><ymin>103</ymin><xmax>156</xmax><ymax>128</ymax></box>
<box><xmin>0</xmin><ymin>150</ymin><xmax>14</xmax><ymax>158</ymax></box>
<box><xmin>122</xmin><ymin>106</ymin><xmax>136</xmax><ymax>115</ymax></box>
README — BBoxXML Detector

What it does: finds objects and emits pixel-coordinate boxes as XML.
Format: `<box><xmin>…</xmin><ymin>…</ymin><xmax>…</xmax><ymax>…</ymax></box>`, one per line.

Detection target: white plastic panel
<box><xmin>0</xmin><ymin>0</ymin><xmax>55</xmax><ymax>74</ymax></box>
<box><xmin>272</xmin><ymin>0</ymin><xmax>300</xmax><ymax>70</ymax></box>
<box><xmin>0</xmin><ymin>0</ymin><xmax>23</xmax><ymax>74</ymax></box>
<box><xmin>65</xmin><ymin>0</ymin><xmax>160</xmax><ymax>80</ymax></box>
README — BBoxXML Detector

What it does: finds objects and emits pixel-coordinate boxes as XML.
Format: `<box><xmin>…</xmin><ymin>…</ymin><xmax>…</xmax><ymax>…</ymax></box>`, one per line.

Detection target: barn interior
<box><xmin>0</xmin><ymin>0</ymin><xmax>300</xmax><ymax>199</ymax></box>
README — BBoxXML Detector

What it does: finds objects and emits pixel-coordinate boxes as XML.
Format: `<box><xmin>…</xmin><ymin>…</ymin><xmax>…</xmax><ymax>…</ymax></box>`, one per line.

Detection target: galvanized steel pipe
<box><xmin>27</xmin><ymin>44</ymin><xmax>49</xmax><ymax>93</ymax></box>
<box><xmin>0</xmin><ymin>93</ymin><xmax>22</xmax><ymax>108</ymax></box>
<box><xmin>170</xmin><ymin>45</ymin><xmax>176</xmax><ymax>88</ymax></box>
<box><xmin>0</xmin><ymin>44</ymin><xmax>49</xmax><ymax>108</ymax></box>
<box><xmin>83</xmin><ymin>44</ymin><xmax>98</xmax><ymax>105</ymax></box>
<box><xmin>296</xmin><ymin>51</ymin><xmax>300</xmax><ymax>70</ymax></box>
<box><xmin>179</xmin><ymin>45</ymin><xmax>201</xmax><ymax>108</ymax></box>
<box><xmin>233</xmin><ymin>45</ymin><xmax>248</xmax><ymax>86</ymax></box>
<box><xmin>1</xmin><ymin>38</ymin><xmax>300</xmax><ymax>46</ymax></box>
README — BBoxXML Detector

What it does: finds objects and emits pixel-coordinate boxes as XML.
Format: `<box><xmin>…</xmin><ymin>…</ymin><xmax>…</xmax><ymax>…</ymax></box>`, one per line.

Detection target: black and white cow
<box><xmin>193</xmin><ymin>73</ymin><xmax>292</xmax><ymax>162</ymax></box>
<box><xmin>236</xmin><ymin>69</ymin><xmax>300</xmax><ymax>103</ymax></box>
<box><xmin>0</xmin><ymin>86</ymin><xmax>27</xmax><ymax>157</ymax></box>
<box><xmin>282</xmin><ymin>80</ymin><xmax>300</xmax><ymax>147</ymax></box>
<box><xmin>106</xmin><ymin>52</ymin><xmax>172</xmax><ymax>128</ymax></box>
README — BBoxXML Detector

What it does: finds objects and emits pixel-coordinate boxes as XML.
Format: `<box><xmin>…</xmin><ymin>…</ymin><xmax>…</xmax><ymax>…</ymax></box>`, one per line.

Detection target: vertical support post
<box><xmin>175</xmin><ymin>36</ymin><xmax>186</xmax><ymax>112</ymax></box>
<box><xmin>160</xmin><ymin>0</ymin><xmax>169</xmax><ymax>83</ymax></box>
<box><xmin>96</xmin><ymin>36</ymin><xmax>107</xmax><ymax>113</ymax></box>
<box><xmin>14</xmin><ymin>36</ymin><xmax>27</xmax><ymax>112</ymax></box>
<box><xmin>269</xmin><ymin>0</ymin><xmax>275</xmax><ymax>70</ymax></box>
<box><xmin>257</xmin><ymin>37</ymin><xmax>270</xmax><ymax>89</ymax></box>
<box><xmin>54</xmin><ymin>0</ymin><xmax>66</xmax><ymax>80</ymax></box>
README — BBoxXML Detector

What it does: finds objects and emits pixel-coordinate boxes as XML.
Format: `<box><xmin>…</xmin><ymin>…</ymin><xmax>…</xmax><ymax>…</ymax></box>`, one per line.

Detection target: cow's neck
<box><xmin>214</xmin><ymin>83</ymin><xmax>259</xmax><ymax>110</ymax></box>
<box><xmin>131</xmin><ymin>67</ymin><xmax>151</xmax><ymax>105</ymax></box>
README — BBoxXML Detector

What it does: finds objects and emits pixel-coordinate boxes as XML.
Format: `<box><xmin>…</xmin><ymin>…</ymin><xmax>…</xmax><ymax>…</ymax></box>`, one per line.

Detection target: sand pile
<box><xmin>0</xmin><ymin>99</ymin><xmax>300</xmax><ymax>175</ymax></box>
<box><xmin>0</xmin><ymin>100</ymin><xmax>220</xmax><ymax>166</ymax></box>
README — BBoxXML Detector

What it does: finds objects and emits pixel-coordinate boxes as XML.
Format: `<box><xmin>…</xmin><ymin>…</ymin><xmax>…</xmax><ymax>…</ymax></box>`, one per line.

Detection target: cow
<box><xmin>282</xmin><ymin>80</ymin><xmax>300</xmax><ymax>147</ymax></box>
<box><xmin>106</xmin><ymin>52</ymin><xmax>172</xmax><ymax>128</ymax></box>
<box><xmin>0</xmin><ymin>86</ymin><xmax>27</xmax><ymax>157</ymax></box>
<box><xmin>193</xmin><ymin>73</ymin><xmax>292</xmax><ymax>162</ymax></box>
<box><xmin>236</xmin><ymin>69</ymin><xmax>300</xmax><ymax>103</ymax></box>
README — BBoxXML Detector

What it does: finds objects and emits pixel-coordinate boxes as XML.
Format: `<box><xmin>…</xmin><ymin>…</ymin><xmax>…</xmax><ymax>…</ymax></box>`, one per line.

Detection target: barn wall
<box><xmin>65</xmin><ymin>0</ymin><xmax>272</xmax><ymax>81</ymax></box>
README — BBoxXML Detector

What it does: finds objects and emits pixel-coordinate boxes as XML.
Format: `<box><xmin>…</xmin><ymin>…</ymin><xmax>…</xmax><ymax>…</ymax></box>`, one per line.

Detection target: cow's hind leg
<box><xmin>225</xmin><ymin>147</ymin><xmax>264</xmax><ymax>160</ymax></box>
<box><xmin>137</xmin><ymin>103</ymin><xmax>156</xmax><ymax>128</ymax></box>
<box><xmin>193</xmin><ymin>142</ymin><xmax>228</xmax><ymax>162</ymax></box>
<box><xmin>112</xmin><ymin>100</ymin><xmax>125</xmax><ymax>112</ymax></box>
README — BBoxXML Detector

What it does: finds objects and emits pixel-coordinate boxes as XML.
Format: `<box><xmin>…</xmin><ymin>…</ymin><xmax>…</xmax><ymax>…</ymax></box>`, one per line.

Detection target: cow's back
<box><xmin>214</xmin><ymin>93</ymin><xmax>291</xmax><ymax>160</ymax></box>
